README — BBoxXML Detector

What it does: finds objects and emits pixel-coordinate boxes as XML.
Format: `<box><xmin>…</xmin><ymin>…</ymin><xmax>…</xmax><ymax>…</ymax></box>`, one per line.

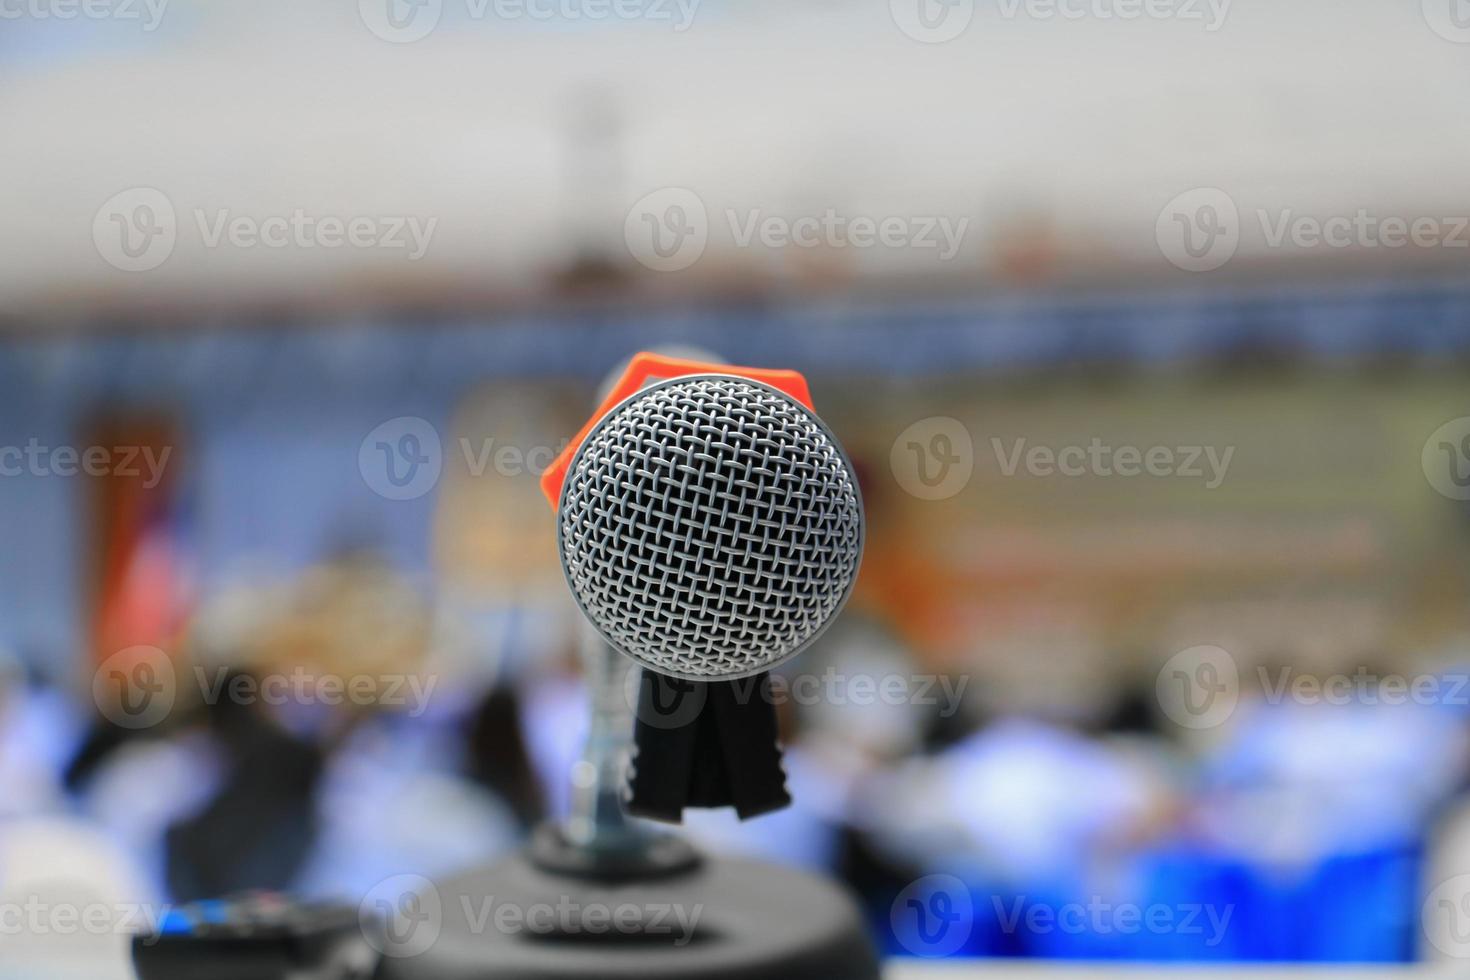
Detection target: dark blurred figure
<box><xmin>465</xmin><ymin>686</ymin><xmax>545</xmax><ymax>830</ymax></box>
<box><xmin>64</xmin><ymin>717</ymin><xmax>147</xmax><ymax>795</ymax></box>
<box><xmin>164</xmin><ymin>673</ymin><xmax>324</xmax><ymax>901</ymax></box>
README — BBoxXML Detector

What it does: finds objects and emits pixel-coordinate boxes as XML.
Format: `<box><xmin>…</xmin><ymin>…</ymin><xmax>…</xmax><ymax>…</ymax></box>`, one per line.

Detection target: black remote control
<box><xmin>132</xmin><ymin>892</ymin><xmax>381</xmax><ymax>980</ymax></box>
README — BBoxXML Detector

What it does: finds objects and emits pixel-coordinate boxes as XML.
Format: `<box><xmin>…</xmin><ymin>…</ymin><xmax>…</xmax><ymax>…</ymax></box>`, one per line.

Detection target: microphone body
<box><xmin>555</xmin><ymin>372</ymin><xmax>864</xmax><ymax>821</ymax></box>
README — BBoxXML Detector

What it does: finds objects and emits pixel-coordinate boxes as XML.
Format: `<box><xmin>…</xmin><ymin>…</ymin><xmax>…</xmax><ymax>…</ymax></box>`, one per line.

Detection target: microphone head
<box><xmin>557</xmin><ymin>374</ymin><xmax>865</xmax><ymax>682</ymax></box>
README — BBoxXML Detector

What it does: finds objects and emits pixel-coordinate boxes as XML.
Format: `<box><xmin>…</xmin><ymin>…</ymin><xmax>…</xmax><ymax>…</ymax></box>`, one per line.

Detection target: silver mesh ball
<box><xmin>558</xmin><ymin>375</ymin><xmax>864</xmax><ymax>681</ymax></box>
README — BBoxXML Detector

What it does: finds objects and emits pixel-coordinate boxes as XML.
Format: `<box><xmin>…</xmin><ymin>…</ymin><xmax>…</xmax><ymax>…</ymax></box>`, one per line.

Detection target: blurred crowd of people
<box><xmin>2</xmin><ymin>552</ymin><xmax>1470</xmax><ymax>965</ymax></box>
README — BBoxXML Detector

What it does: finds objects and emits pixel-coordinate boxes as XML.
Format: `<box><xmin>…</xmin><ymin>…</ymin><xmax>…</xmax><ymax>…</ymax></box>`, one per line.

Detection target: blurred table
<box><xmin>3</xmin><ymin>958</ymin><xmax>1458</xmax><ymax>980</ymax></box>
<box><xmin>887</xmin><ymin>967</ymin><xmax>1454</xmax><ymax>980</ymax></box>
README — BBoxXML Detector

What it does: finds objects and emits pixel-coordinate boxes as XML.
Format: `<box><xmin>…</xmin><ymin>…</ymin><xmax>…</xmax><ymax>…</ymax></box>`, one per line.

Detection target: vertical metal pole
<box><xmin>564</xmin><ymin>621</ymin><xmax>654</xmax><ymax>854</ymax></box>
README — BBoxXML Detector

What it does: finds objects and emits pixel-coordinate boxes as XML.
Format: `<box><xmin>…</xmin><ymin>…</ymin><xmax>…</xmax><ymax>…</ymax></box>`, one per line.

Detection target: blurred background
<box><xmin>4</xmin><ymin>0</ymin><xmax>1470</xmax><ymax>974</ymax></box>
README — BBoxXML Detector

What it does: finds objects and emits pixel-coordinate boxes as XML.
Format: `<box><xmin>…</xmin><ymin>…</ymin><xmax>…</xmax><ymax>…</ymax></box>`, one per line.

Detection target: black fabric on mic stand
<box><xmin>626</xmin><ymin>671</ymin><xmax>791</xmax><ymax>823</ymax></box>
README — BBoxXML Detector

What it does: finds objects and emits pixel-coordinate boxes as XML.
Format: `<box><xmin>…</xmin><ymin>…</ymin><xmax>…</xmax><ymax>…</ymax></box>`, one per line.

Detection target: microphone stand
<box><xmin>379</xmin><ymin>623</ymin><xmax>879</xmax><ymax>979</ymax></box>
<box><xmin>528</xmin><ymin>623</ymin><xmax>699</xmax><ymax>878</ymax></box>
<box><xmin>566</xmin><ymin>624</ymin><xmax>632</xmax><ymax>851</ymax></box>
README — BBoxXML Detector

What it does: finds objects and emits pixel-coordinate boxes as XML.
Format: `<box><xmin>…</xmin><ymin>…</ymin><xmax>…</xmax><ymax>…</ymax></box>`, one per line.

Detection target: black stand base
<box><xmin>377</xmin><ymin>831</ymin><xmax>881</xmax><ymax>980</ymax></box>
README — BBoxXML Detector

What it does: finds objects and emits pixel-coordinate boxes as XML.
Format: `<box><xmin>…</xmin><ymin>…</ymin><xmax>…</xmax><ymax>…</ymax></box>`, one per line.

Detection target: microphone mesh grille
<box><xmin>558</xmin><ymin>376</ymin><xmax>864</xmax><ymax>680</ymax></box>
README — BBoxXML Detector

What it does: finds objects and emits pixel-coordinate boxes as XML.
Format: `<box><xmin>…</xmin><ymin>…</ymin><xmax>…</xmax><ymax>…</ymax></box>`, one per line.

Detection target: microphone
<box><xmin>376</xmin><ymin>355</ymin><xmax>882</xmax><ymax>980</ymax></box>
<box><xmin>553</xmin><ymin>368</ymin><xmax>864</xmax><ymax>820</ymax></box>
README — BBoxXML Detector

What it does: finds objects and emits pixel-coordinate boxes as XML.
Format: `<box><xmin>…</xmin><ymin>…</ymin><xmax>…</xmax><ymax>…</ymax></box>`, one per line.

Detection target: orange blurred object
<box><xmin>538</xmin><ymin>351</ymin><xmax>814</xmax><ymax>510</ymax></box>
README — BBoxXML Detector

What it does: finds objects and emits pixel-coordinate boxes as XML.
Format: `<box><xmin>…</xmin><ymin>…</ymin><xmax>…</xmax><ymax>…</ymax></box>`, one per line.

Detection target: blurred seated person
<box><xmin>77</xmin><ymin>554</ymin><xmax>523</xmax><ymax>904</ymax></box>
<box><xmin>0</xmin><ymin>649</ymin><xmax>84</xmax><ymax>819</ymax></box>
